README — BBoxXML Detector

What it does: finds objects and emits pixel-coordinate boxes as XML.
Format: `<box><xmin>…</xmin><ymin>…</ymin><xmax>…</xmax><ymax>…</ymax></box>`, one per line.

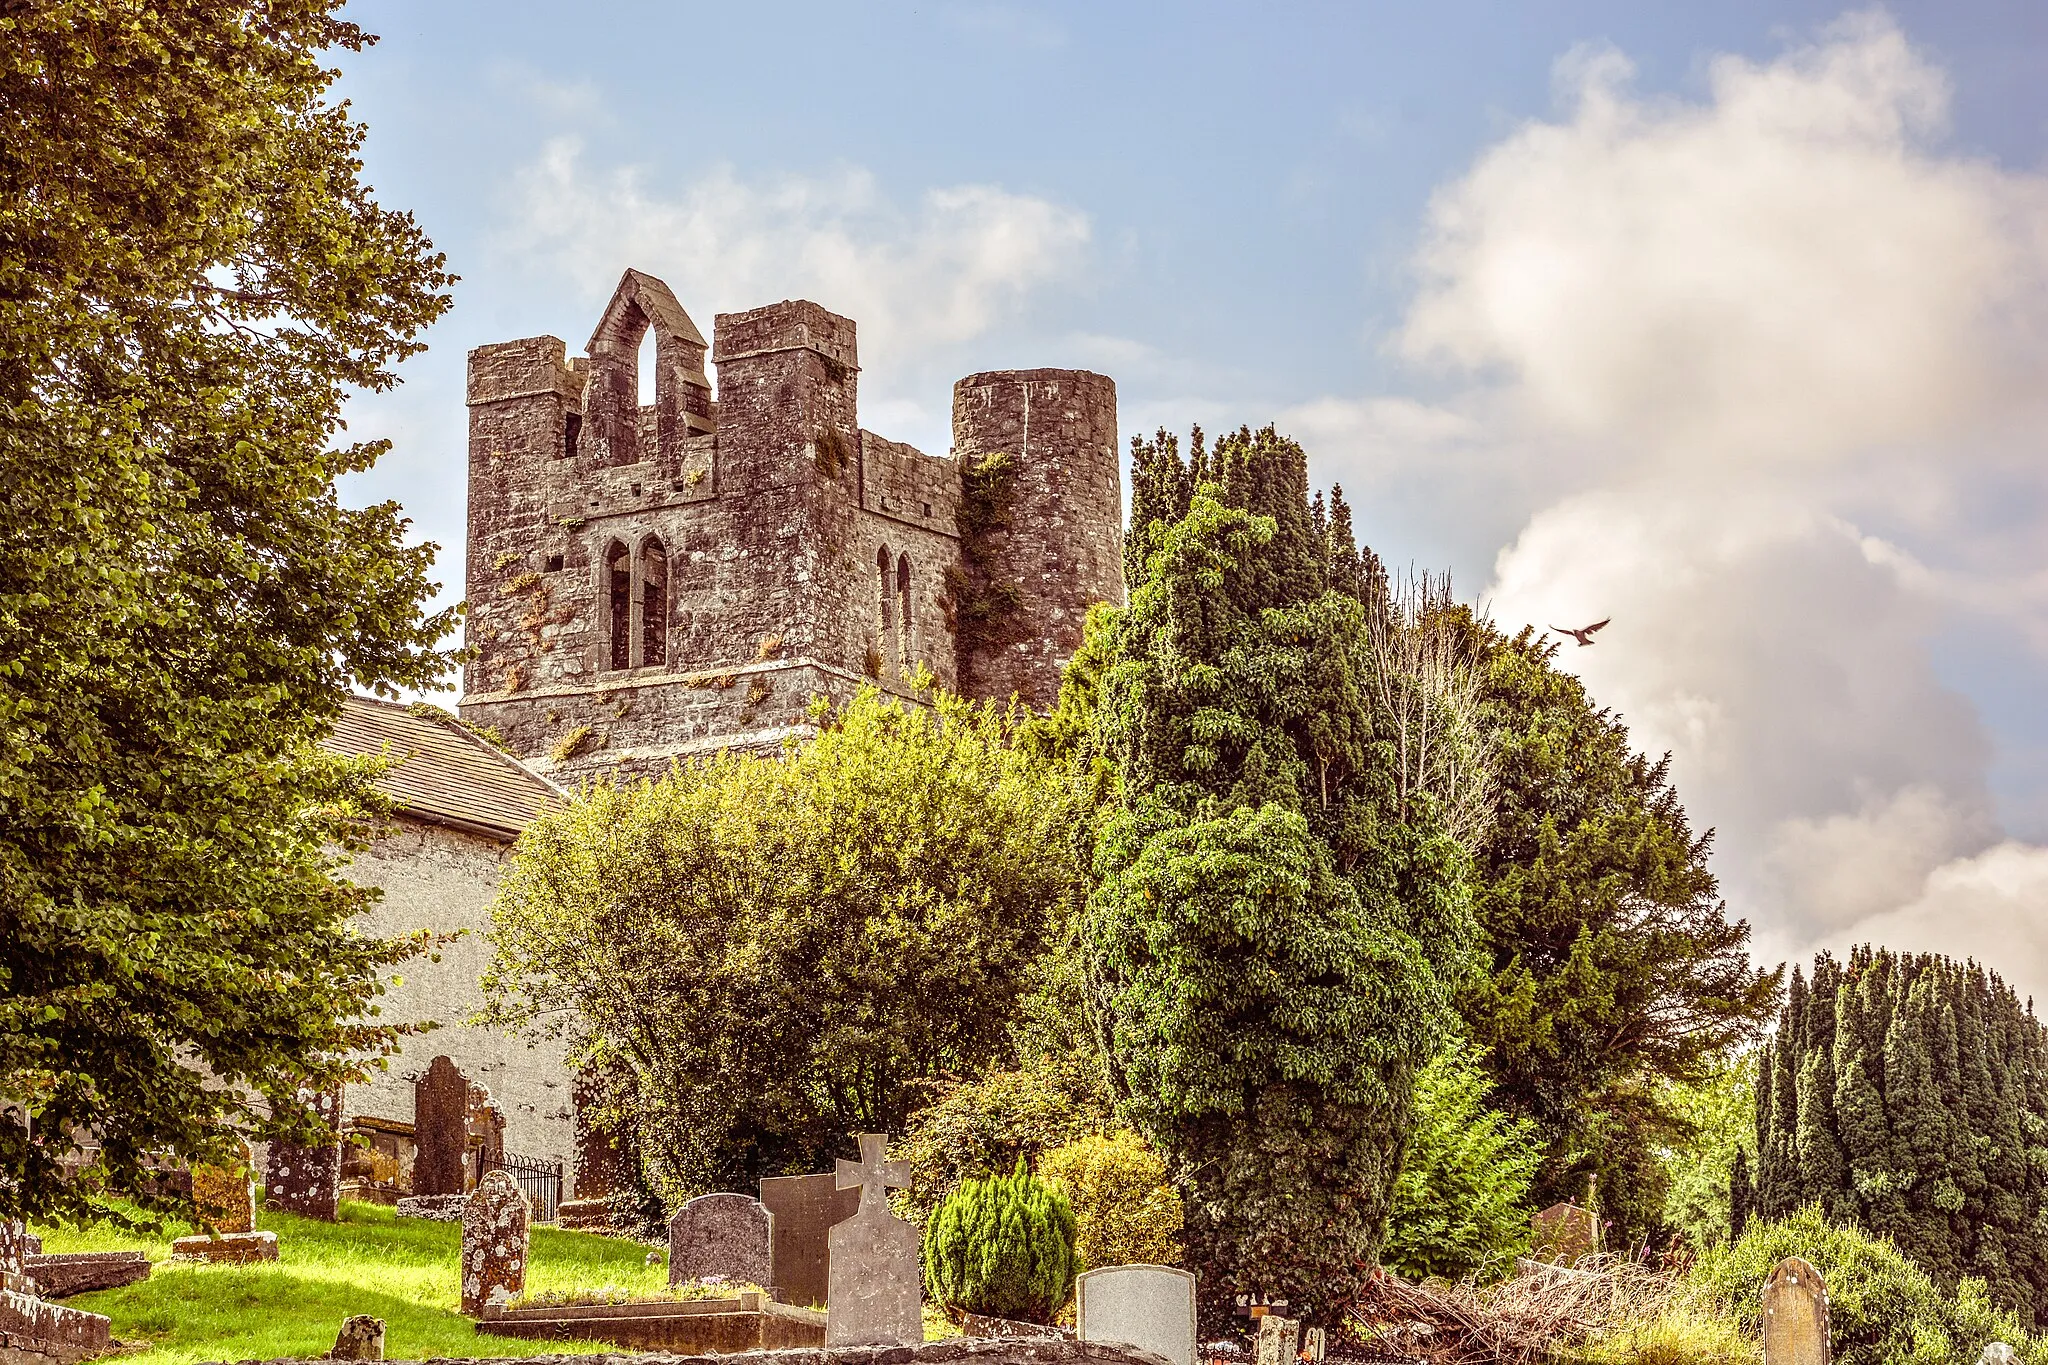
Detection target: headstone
<box><xmin>267</xmin><ymin>1084</ymin><xmax>346</xmax><ymax>1220</ymax></box>
<box><xmin>669</xmin><ymin>1192</ymin><xmax>774</xmax><ymax>1288</ymax></box>
<box><xmin>331</xmin><ymin>1313</ymin><xmax>386</xmax><ymax>1360</ymax></box>
<box><xmin>413</xmin><ymin>1056</ymin><xmax>470</xmax><ymax>1197</ymax></box>
<box><xmin>558</xmin><ymin>1070</ymin><xmax>628</xmax><ymax>1231</ymax></box>
<box><xmin>1076</xmin><ymin>1264</ymin><xmax>1198</xmax><ymax>1365</ymax></box>
<box><xmin>460</xmin><ymin>1169</ymin><xmax>529</xmax><ymax>1316</ymax></box>
<box><xmin>1532</xmin><ymin>1201</ymin><xmax>1599</xmax><ymax>1265</ymax></box>
<box><xmin>0</xmin><ymin>1219</ymin><xmax>30</xmax><ymax>1295</ymax></box>
<box><xmin>761</xmin><ymin>1171</ymin><xmax>859</xmax><ymax>1309</ymax></box>
<box><xmin>1762</xmin><ymin>1256</ymin><xmax>1829</xmax><ymax>1365</ymax></box>
<box><xmin>191</xmin><ymin>1138</ymin><xmax>258</xmax><ymax>1233</ymax></box>
<box><xmin>1254</xmin><ymin>1314</ymin><xmax>1301</xmax><ymax>1365</ymax></box>
<box><xmin>825</xmin><ymin>1132</ymin><xmax>921</xmax><ymax>1347</ymax></box>
<box><xmin>1979</xmin><ymin>1346</ymin><xmax>2019</xmax><ymax>1365</ymax></box>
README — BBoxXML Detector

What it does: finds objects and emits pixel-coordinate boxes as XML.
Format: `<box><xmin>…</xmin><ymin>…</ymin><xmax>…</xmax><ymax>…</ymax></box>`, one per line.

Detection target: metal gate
<box><xmin>485</xmin><ymin>1151</ymin><xmax>563</xmax><ymax>1222</ymax></box>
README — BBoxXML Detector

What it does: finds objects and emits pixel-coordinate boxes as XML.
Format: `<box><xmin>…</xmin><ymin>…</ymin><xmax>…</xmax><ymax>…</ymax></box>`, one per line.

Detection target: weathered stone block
<box><xmin>170</xmin><ymin>1231</ymin><xmax>278</xmax><ymax>1264</ymax></box>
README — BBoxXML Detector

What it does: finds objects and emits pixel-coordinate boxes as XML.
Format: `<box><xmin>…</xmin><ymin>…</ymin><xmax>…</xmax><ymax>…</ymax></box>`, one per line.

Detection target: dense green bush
<box><xmin>1383</xmin><ymin>1046</ymin><xmax>1540</xmax><ymax>1282</ymax></box>
<box><xmin>1687</xmin><ymin>1207</ymin><xmax>2048</xmax><ymax>1365</ymax></box>
<box><xmin>923</xmin><ymin>1160</ymin><xmax>1080</xmax><ymax>1324</ymax></box>
<box><xmin>896</xmin><ymin>1054</ymin><xmax>1113</xmax><ymax>1227</ymax></box>
<box><xmin>1038</xmin><ymin>1130</ymin><xmax>1183</xmax><ymax>1270</ymax></box>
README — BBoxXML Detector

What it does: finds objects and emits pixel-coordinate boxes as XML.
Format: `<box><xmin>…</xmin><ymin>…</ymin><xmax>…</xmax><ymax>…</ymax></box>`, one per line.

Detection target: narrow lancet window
<box><xmin>605</xmin><ymin>540</ymin><xmax>631</xmax><ymax>670</ymax></box>
<box><xmin>640</xmin><ymin>537</ymin><xmax>668</xmax><ymax>669</ymax></box>
<box><xmin>897</xmin><ymin>553</ymin><xmax>912</xmax><ymax>668</ymax></box>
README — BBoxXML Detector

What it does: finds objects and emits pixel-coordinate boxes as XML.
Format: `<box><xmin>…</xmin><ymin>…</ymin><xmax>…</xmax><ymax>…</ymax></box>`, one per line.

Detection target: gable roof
<box><xmin>325</xmin><ymin>695</ymin><xmax>563</xmax><ymax>841</ymax></box>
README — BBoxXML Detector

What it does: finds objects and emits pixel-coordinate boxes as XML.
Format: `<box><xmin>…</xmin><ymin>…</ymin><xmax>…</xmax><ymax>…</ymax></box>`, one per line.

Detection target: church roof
<box><xmin>326</xmin><ymin>695</ymin><xmax>563</xmax><ymax>841</ymax></box>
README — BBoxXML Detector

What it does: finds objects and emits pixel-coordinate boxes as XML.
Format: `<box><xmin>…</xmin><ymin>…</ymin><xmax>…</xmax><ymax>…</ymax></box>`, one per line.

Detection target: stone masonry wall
<box><xmin>460</xmin><ymin>270</ymin><xmax>1122</xmax><ymax>779</ymax></box>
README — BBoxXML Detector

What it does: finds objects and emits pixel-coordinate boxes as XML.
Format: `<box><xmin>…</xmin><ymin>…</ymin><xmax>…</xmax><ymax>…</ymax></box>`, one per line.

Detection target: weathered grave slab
<box><xmin>826</xmin><ymin>1133</ymin><xmax>921</xmax><ymax>1347</ymax></box>
<box><xmin>478</xmin><ymin>1291</ymin><xmax>826</xmax><ymax>1352</ymax></box>
<box><xmin>1253</xmin><ymin>1314</ymin><xmax>1299</xmax><ymax>1365</ymax></box>
<box><xmin>23</xmin><ymin>1252</ymin><xmax>150</xmax><ymax>1299</ymax></box>
<box><xmin>460</xmin><ymin>1170</ymin><xmax>529</xmax><ymax>1316</ymax></box>
<box><xmin>190</xmin><ymin>1139</ymin><xmax>257</xmax><ymax>1234</ymax></box>
<box><xmin>413</xmin><ymin>1056</ymin><xmax>470</xmax><ymax>1198</ymax></box>
<box><xmin>1763</xmin><ymin>1256</ymin><xmax>1829</xmax><ymax>1365</ymax></box>
<box><xmin>266</xmin><ymin>1085</ymin><xmax>346</xmax><ymax>1221</ymax></box>
<box><xmin>170</xmin><ymin>1230</ymin><xmax>278</xmax><ymax>1264</ymax></box>
<box><xmin>670</xmin><ymin>1192</ymin><xmax>773</xmax><ymax>1289</ymax></box>
<box><xmin>761</xmin><ymin>1170</ymin><xmax>859</xmax><ymax>1309</ymax></box>
<box><xmin>1531</xmin><ymin>1201</ymin><xmax>1599</xmax><ymax>1266</ymax></box>
<box><xmin>0</xmin><ymin>1288</ymin><xmax>112</xmax><ymax>1365</ymax></box>
<box><xmin>1077</xmin><ymin>1264</ymin><xmax>1197</xmax><ymax>1365</ymax></box>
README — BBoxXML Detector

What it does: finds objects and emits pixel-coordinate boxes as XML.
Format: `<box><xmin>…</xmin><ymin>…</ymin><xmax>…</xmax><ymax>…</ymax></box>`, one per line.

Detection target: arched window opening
<box><xmin>635</xmin><ymin>325</ymin><xmax>656</xmax><ymax>412</ymax></box>
<box><xmin>605</xmin><ymin>540</ymin><xmax>631</xmax><ymax>671</ymax></box>
<box><xmin>897</xmin><ymin>553</ymin><xmax>913</xmax><ymax>668</ymax></box>
<box><xmin>639</xmin><ymin>537</ymin><xmax>668</xmax><ymax>669</ymax></box>
<box><xmin>876</xmin><ymin>545</ymin><xmax>895</xmax><ymax>634</ymax></box>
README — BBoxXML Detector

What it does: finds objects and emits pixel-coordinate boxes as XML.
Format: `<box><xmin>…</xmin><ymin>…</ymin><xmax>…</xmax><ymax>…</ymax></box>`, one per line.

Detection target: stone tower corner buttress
<box><xmin>950</xmin><ymin>369</ymin><xmax>1122</xmax><ymax>709</ymax></box>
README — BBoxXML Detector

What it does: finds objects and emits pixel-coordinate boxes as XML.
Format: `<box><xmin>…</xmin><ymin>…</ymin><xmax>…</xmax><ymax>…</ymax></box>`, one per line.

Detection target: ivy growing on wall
<box><xmin>943</xmin><ymin>450</ymin><xmax>1028</xmax><ymax>685</ymax></box>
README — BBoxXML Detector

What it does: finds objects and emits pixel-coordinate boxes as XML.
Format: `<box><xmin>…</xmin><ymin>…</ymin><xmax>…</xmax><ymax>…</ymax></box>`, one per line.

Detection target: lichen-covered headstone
<box><xmin>331</xmin><ymin>1313</ymin><xmax>386</xmax><ymax>1360</ymax></box>
<box><xmin>266</xmin><ymin>1084</ymin><xmax>345</xmax><ymax>1220</ymax></box>
<box><xmin>1763</xmin><ymin>1257</ymin><xmax>1829</xmax><ymax>1365</ymax></box>
<box><xmin>1979</xmin><ymin>1346</ymin><xmax>2019</xmax><ymax>1365</ymax></box>
<box><xmin>0</xmin><ymin>1218</ymin><xmax>30</xmax><ymax>1294</ymax></box>
<box><xmin>460</xmin><ymin>1169</ymin><xmax>529</xmax><ymax>1316</ymax></box>
<box><xmin>1076</xmin><ymin>1263</ymin><xmax>1197</xmax><ymax>1365</ymax></box>
<box><xmin>413</xmin><ymin>1056</ymin><xmax>470</xmax><ymax>1198</ymax></box>
<box><xmin>1254</xmin><ymin>1314</ymin><xmax>1301</xmax><ymax>1365</ymax></box>
<box><xmin>669</xmin><ymin>1191</ymin><xmax>774</xmax><ymax>1288</ymax></box>
<box><xmin>191</xmin><ymin>1138</ymin><xmax>257</xmax><ymax>1233</ymax></box>
<box><xmin>825</xmin><ymin>1132</ymin><xmax>921</xmax><ymax>1346</ymax></box>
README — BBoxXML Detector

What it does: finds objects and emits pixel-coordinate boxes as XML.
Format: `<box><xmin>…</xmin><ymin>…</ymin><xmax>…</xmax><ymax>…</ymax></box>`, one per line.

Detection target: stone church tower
<box><xmin>458</xmin><ymin>269</ymin><xmax>1122</xmax><ymax>779</ymax></box>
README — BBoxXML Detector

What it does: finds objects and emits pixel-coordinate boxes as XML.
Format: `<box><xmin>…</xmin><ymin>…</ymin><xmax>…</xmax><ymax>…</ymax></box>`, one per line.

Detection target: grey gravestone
<box><xmin>1763</xmin><ymin>1256</ymin><xmax>1830</xmax><ymax>1365</ymax></box>
<box><xmin>1255</xmin><ymin>1314</ymin><xmax>1301</xmax><ymax>1365</ymax></box>
<box><xmin>762</xmin><ymin>1171</ymin><xmax>859</xmax><ymax>1309</ymax></box>
<box><xmin>825</xmin><ymin>1132</ymin><xmax>921</xmax><ymax>1346</ymax></box>
<box><xmin>266</xmin><ymin>1084</ymin><xmax>346</xmax><ymax>1220</ymax></box>
<box><xmin>1076</xmin><ymin>1264</ymin><xmax>1197</xmax><ymax>1365</ymax></box>
<box><xmin>460</xmin><ymin>1169</ymin><xmax>530</xmax><ymax>1316</ymax></box>
<box><xmin>1980</xmin><ymin>1347</ymin><xmax>2019</xmax><ymax>1365</ymax></box>
<box><xmin>669</xmin><ymin>1192</ymin><xmax>774</xmax><ymax>1288</ymax></box>
<box><xmin>414</xmin><ymin>1056</ymin><xmax>470</xmax><ymax>1197</ymax></box>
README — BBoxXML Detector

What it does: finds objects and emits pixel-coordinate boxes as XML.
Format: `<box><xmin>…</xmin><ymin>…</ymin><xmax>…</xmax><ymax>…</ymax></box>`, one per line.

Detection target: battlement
<box><xmin>459</xmin><ymin>268</ymin><xmax>1122</xmax><ymax>778</ymax></box>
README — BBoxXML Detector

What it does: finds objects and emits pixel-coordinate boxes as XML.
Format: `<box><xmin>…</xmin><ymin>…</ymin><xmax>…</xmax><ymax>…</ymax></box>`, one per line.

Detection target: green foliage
<box><xmin>1038</xmin><ymin>1130</ymin><xmax>1184</xmax><ymax>1270</ymax></box>
<box><xmin>1384</xmin><ymin>1046</ymin><xmax>1542</xmax><ymax>1283</ymax></box>
<box><xmin>1751</xmin><ymin>949</ymin><xmax>2048</xmax><ymax>1323</ymax></box>
<box><xmin>484</xmin><ymin>687</ymin><xmax>1088</xmax><ymax>1197</ymax></box>
<box><xmin>897</xmin><ymin>1054</ymin><xmax>1114</xmax><ymax>1227</ymax></box>
<box><xmin>1460</xmin><ymin>629</ymin><xmax>1780</xmax><ymax>1244</ymax></box>
<box><xmin>0</xmin><ymin>1</ymin><xmax>459</xmax><ymax>1223</ymax></box>
<box><xmin>923</xmin><ymin>1160</ymin><xmax>1080</xmax><ymax>1324</ymax></box>
<box><xmin>944</xmin><ymin>450</ymin><xmax>1027</xmax><ymax>668</ymax></box>
<box><xmin>1658</xmin><ymin>1054</ymin><xmax>1756</xmax><ymax>1250</ymax></box>
<box><xmin>1687</xmin><ymin>1206</ymin><xmax>2048</xmax><ymax>1365</ymax></box>
<box><xmin>1085</xmin><ymin>425</ymin><xmax>1475</xmax><ymax>1324</ymax></box>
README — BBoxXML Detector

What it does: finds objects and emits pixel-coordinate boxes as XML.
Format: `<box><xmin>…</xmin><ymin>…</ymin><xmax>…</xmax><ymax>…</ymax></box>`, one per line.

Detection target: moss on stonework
<box><xmin>944</xmin><ymin>450</ymin><xmax>1029</xmax><ymax>676</ymax></box>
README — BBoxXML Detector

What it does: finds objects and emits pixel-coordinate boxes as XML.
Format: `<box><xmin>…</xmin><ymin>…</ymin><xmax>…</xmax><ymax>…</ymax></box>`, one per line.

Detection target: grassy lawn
<box><xmin>32</xmin><ymin>1200</ymin><xmax>670</xmax><ymax>1365</ymax></box>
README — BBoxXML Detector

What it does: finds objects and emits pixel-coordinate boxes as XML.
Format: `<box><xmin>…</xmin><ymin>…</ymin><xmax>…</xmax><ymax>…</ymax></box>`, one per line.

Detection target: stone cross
<box><xmin>668</xmin><ymin>1192</ymin><xmax>774</xmax><ymax>1289</ymax></box>
<box><xmin>266</xmin><ymin>1084</ymin><xmax>345</xmax><ymax>1221</ymax></box>
<box><xmin>460</xmin><ymin>1169</ymin><xmax>530</xmax><ymax>1316</ymax></box>
<box><xmin>1076</xmin><ymin>1264</ymin><xmax>1198</xmax><ymax>1365</ymax></box>
<box><xmin>1763</xmin><ymin>1256</ymin><xmax>1829</xmax><ymax>1365</ymax></box>
<box><xmin>825</xmin><ymin>1132</ymin><xmax>921</xmax><ymax>1346</ymax></box>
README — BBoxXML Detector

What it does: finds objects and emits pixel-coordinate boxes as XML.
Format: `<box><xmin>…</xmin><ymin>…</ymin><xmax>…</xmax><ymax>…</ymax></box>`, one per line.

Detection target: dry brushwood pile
<box><xmin>1343</xmin><ymin>1256</ymin><xmax>1677</xmax><ymax>1365</ymax></box>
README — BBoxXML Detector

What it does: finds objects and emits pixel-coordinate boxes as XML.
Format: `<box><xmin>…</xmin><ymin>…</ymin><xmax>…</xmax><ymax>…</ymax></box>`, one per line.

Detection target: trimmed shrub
<box><xmin>924</xmin><ymin>1159</ymin><xmax>1080</xmax><ymax>1324</ymax></box>
<box><xmin>1685</xmin><ymin>1206</ymin><xmax>2048</xmax><ymax>1365</ymax></box>
<box><xmin>1038</xmin><ymin>1130</ymin><xmax>1182</xmax><ymax>1270</ymax></box>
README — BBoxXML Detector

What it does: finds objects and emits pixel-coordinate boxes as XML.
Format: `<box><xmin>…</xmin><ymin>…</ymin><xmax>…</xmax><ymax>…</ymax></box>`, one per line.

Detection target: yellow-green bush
<box><xmin>1037</xmin><ymin>1130</ymin><xmax>1182</xmax><ymax>1270</ymax></box>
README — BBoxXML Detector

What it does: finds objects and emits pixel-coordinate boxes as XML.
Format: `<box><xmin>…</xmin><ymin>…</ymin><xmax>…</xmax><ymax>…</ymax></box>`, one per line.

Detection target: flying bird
<box><xmin>1551</xmin><ymin>618</ymin><xmax>1611</xmax><ymax>647</ymax></box>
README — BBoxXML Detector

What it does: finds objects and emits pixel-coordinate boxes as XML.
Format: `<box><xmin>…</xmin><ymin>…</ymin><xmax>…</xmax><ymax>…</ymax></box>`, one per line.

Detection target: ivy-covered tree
<box><xmin>1086</xmin><ymin>426</ymin><xmax>1475</xmax><ymax>1326</ymax></box>
<box><xmin>1748</xmin><ymin>949</ymin><xmax>2048</xmax><ymax>1323</ymax></box>
<box><xmin>0</xmin><ymin>2</ymin><xmax>456</xmax><ymax>1223</ymax></box>
<box><xmin>1459</xmin><ymin>630</ymin><xmax>1780</xmax><ymax>1242</ymax></box>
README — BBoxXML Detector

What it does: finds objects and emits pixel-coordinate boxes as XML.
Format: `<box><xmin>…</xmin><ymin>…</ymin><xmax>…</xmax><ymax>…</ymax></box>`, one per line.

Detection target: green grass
<box><xmin>32</xmin><ymin>1200</ymin><xmax>670</xmax><ymax>1365</ymax></box>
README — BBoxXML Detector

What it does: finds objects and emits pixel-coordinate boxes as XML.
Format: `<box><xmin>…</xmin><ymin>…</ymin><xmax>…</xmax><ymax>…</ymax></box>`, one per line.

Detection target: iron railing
<box><xmin>484</xmin><ymin>1150</ymin><xmax>563</xmax><ymax>1222</ymax></box>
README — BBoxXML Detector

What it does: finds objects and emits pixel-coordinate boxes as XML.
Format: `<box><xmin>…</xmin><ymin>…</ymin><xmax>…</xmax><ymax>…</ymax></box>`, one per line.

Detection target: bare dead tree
<box><xmin>1364</xmin><ymin>568</ymin><xmax>1498</xmax><ymax>851</ymax></box>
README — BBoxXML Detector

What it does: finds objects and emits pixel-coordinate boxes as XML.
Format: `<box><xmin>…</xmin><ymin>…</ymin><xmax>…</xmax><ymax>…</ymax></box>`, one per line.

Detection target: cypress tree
<box><xmin>1729</xmin><ymin>1146</ymin><xmax>1754</xmax><ymax>1240</ymax></box>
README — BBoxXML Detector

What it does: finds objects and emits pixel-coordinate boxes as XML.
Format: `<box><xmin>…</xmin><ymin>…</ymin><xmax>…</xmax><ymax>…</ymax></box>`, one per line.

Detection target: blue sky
<box><xmin>333</xmin><ymin>2</ymin><xmax>2048</xmax><ymax>983</ymax></box>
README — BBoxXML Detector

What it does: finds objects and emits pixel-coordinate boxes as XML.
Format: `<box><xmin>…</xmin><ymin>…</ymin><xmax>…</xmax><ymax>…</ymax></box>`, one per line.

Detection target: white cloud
<box><xmin>499</xmin><ymin>139</ymin><xmax>1091</xmax><ymax>379</ymax></box>
<box><xmin>1821</xmin><ymin>842</ymin><xmax>2048</xmax><ymax>1002</ymax></box>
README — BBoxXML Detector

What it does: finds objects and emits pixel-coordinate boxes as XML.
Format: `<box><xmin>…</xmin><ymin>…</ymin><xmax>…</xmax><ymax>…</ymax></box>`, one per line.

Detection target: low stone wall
<box><xmin>203</xmin><ymin>1333</ymin><xmax>1175</xmax><ymax>1365</ymax></box>
<box><xmin>22</xmin><ymin>1252</ymin><xmax>149</xmax><ymax>1299</ymax></box>
<box><xmin>0</xmin><ymin>1289</ymin><xmax>112</xmax><ymax>1365</ymax></box>
<box><xmin>479</xmin><ymin>1296</ymin><xmax>825</xmax><ymax>1352</ymax></box>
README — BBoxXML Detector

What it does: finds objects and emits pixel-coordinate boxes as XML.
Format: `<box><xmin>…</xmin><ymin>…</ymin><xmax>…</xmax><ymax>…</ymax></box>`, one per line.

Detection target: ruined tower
<box><xmin>459</xmin><ymin>268</ymin><xmax>1121</xmax><ymax>779</ymax></box>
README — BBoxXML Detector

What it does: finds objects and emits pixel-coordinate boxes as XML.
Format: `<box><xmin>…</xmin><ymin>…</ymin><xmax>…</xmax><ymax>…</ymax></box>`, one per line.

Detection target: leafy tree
<box><xmin>1383</xmin><ymin>1046</ymin><xmax>1542</xmax><ymax>1283</ymax></box>
<box><xmin>1657</xmin><ymin>1052</ymin><xmax>1756</xmax><ymax>1249</ymax></box>
<box><xmin>0</xmin><ymin>1</ymin><xmax>456</xmax><ymax>1223</ymax></box>
<box><xmin>896</xmin><ymin>1054</ymin><xmax>1113</xmax><ymax>1227</ymax></box>
<box><xmin>483</xmin><ymin>688</ymin><xmax>1089</xmax><ymax>1201</ymax></box>
<box><xmin>1459</xmin><ymin>630</ymin><xmax>1780</xmax><ymax>1242</ymax></box>
<box><xmin>1750</xmin><ymin>949</ymin><xmax>2048</xmax><ymax>1323</ymax></box>
<box><xmin>1085</xmin><ymin>426</ymin><xmax>1475</xmax><ymax>1326</ymax></box>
